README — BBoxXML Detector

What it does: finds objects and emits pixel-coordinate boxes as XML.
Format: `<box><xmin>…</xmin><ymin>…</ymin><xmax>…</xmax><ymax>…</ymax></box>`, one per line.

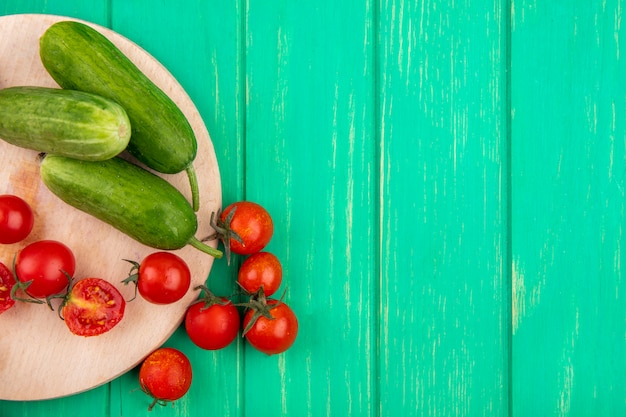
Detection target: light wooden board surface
<box><xmin>0</xmin><ymin>14</ymin><xmax>221</xmax><ymax>401</ymax></box>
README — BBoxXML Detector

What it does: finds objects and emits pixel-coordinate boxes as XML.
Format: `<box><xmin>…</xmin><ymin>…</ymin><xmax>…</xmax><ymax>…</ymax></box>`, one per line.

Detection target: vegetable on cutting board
<box><xmin>39</xmin><ymin>155</ymin><xmax>222</xmax><ymax>258</ymax></box>
<box><xmin>61</xmin><ymin>277</ymin><xmax>126</xmax><ymax>337</ymax></box>
<box><xmin>0</xmin><ymin>86</ymin><xmax>130</xmax><ymax>161</ymax></box>
<box><xmin>39</xmin><ymin>20</ymin><xmax>201</xmax><ymax>210</ymax></box>
<box><xmin>0</xmin><ymin>194</ymin><xmax>34</xmax><ymax>244</ymax></box>
<box><xmin>12</xmin><ymin>239</ymin><xmax>76</xmax><ymax>302</ymax></box>
<box><xmin>0</xmin><ymin>262</ymin><xmax>16</xmax><ymax>314</ymax></box>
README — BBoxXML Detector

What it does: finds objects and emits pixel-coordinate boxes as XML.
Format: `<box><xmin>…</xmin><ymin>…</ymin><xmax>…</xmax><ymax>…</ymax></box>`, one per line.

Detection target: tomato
<box><xmin>62</xmin><ymin>278</ymin><xmax>125</xmax><ymax>337</ymax></box>
<box><xmin>123</xmin><ymin>252</ymin><xmax>191</xmax><ymax>304</ymax></box>
<box><xmin>14</xmin><ymin>240</ymin><xmax>75</xmax><ymax>299</ymax></box>
<box><xmin>139</xmin><ymin>347</ymin><xmax>192</xmax><ymax>411</ymax></box>
<box><xmin>211</xmin><ymin>201</ymin><xmax>273</xmax><ymax>261</ymax></box>
<box><xmin>185</xmin><ymin>294</ymin><xmax>239</xmax><ymax>350</ymax></box>
<box><xmin>243</xmin><ymin>299</ymin><xmax>298</xmax><ymax>355</ymax></box>
<box><xmin>0</xmin><ymin>262</ymin><xmax>16</xmax><ymax>314</ymax></box>
<box><xmin>238</xmin><ymin>251</ymin><xmax>282</xmax><ymax>297</ymax></box>
<box><xmin>0</xmin><ymin>194</ymin><xmax>34</xmax><ymax>244</ymax></box>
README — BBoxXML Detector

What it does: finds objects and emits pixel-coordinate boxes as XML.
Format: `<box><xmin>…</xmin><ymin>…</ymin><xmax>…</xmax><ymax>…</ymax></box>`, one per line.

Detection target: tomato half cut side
<box><xmin>62</xmin><ymin>278</ymin><xmax>126</xmax><ymax>337</ymax></box>
<box><xmin>0</xmin><ymin>262</ymin><xmax>16</xmax><ymax>314</ymax></box>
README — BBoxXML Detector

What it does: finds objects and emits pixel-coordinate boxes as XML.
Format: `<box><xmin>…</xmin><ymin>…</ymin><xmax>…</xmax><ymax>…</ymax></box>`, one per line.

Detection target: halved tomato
<box><xmin>61</xmin><ymin>278</ymin><xmax>126</xmax><ymax>337</ymax></box>
<box><xmin>0</xmin><ymin>262</ymin><xmax>16</xmax><ymax>314</ymax></box>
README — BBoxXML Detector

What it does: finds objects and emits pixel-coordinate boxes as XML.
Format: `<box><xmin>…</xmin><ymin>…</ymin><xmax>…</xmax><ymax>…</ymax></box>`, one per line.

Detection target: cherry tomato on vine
<box><xmin>123</xmin><ymin>252</ymin><xmax>191</xmax><ymax>304</ymax></box>
<box><xmin>211</xmin><ymin>201</ymin><xmax>273</xmax><ymax>262</ymax></box>
<box><xmin>0</xmin><ymin>262</ymin><xmax>16</xmax><ymax>314</ymax></box>
<box><xmin>243</xmin><ymin>299</ymin><xmax>298</xmax><ymax>355</ymax></box>
<box><xmin>62</xmin><ymin>278</ymin><xmax>126</xmax><ymax>337</ymax></box>
<box><xmin>139</xmin><ymin>347</ymin><xmax>192</xmax><ymax>411</ymax></box>
<box><xmin>0</xmin><ymin>194</ymin><xmax>34</xmax><ymax>244</ymax></box>
<box><xmin>185</xmin><ymin>292</ymin><xmax>240</xmax><ymax>350</ymax></box>
<box><xmin>238</xmin><ymin>251</ymin><xmax>282</xmax><ymax>297</ymax></box>
<box><xmin>14</xmin><ymin>240</ymin><xmax>75</xmax><ymax>299</ymax></box>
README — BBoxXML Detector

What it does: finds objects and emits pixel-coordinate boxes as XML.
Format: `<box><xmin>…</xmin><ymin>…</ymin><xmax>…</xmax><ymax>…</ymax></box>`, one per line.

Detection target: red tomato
<box><xmin>0</xmin><ymin>262</ymin><xmax>16</xmax><ymax>314</ymax></box>
<box><xmin>139</xmin><ymin>347</ymin><xmax>192</xmax><ymax>411</ymax></box>
<box><xmin>15</xmin><ymin>240</ymin><xmax>75</xmax><ymax>299</ymax></box>
<box><xmin>243</xmin><ymin>299</ymin><xmax>298</xmax><ymax>355</ymax></box>
<box><xmin>0</xmin><ymin>194</ymin><xmax>34</xmax><ymax>244</ymax></box>
<box><xmin>212</xmin><ymin>201</ymin><xmax>273</xmax><ymax>260</ymax></box>
<box><xmin>238</xmin><ymin>251</ymin><xmax>282</xmax><ymax>297</ymax></box>
<box><xmin>124</xmin><ymin>252</ymin><xmax>191</xmax><ymax>304</ymax></box>
<box><xmin>185</xmin><ymin>297</ymin><xmax>240</xmax><ymax>350</ymax></box>
<box><xmin>62</xmin><ymin>278</ymin><xmax>125</xmax><ymax>337</ymax></box>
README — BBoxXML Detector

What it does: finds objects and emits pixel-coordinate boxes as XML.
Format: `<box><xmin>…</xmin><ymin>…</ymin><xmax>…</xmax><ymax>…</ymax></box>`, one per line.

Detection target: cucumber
<box><xmin>40</xmin><ymin>155</ymin><xmax>222</xmax><ymax>258</ymax></box>
<box><xmin>0</xmin><ymin>86</ymin><xmax>130</xmax><ymax>161</ymax></box>
<box><xmin>39</xmin><ymin>20</ymin><xmax>201</xmax><ymax>210</ymax></box>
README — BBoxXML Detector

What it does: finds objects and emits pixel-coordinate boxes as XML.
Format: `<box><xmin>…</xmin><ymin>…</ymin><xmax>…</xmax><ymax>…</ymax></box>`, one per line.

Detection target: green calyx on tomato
<box><xmin>207</xmin><ymin>208</ymin><xmax>242</xmax><ymax>265</ymax></box>
<box><xmin>120</xmin><ymin>258</ymin><xmax>141</xmax><ymax>301</ymax></box>
<box><xmin>121</xmin><ymin>252</ymin><xmax>191</xmax><ymax>305</ymax></box>
<box><xmin>10</xmin><ymin>258</ymin><xmax>72</xmax><ymax>310</ymax></box>
<box><xmin>189</xmin><ymin>284</ymin><xmax>231</xmax><ymax>309</ymax></box>
<box><xmin>240</xmin><ymin>290</ymin><xmax>298</xmax><ymax>355</ymax></box>
<box><xmin>239</xmin><ymin>287</ymin><xmax>280</xmax><ymax>336</ymax></box>
<box><xmin>11</xmin><ymin>239</ymin><xmax>76</xmax><ymax>307</ymax></box>
<box><xmin>205</xmin><ymin>201</ymin><xmax>274</xmax><ymax>265</ymax></box>
<box><xmin>184</xmin><ymin>284</ymin><xmax>240</xmax><ymax>351</ymax></box>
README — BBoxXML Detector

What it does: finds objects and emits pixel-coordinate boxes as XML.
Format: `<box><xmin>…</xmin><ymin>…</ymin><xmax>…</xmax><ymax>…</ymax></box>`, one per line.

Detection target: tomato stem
<box><xmin>10</xmin><ymin>280</ymin><xmax>44</xmax><ymax>305</ymax></box>
<box><xmin>147</xmin><ymin>397</ymin><xmax>159</xmax><ymax>411</ymax></box>
<box><xmin>192</xmin><ymin>284</ymin><xmax>232</xmax><ymax>309</ymax></box>
<box><xmin>9</xmin><ymin>255</ymin><xmax>44</xmax><ymax>305</ymax></box>
<box><xmin>120</xmin><ymin>259</ymin><xmax>141</xmax><ymax>302</ymax></box>
<box><xmin>205</xmin><ymin>209</ymin><xmax>243</xmax><ymax>265</ymax></box>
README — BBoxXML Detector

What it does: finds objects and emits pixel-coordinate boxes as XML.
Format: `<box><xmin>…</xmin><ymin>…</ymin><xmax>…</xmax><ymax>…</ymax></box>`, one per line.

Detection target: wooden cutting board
<box><xmin>0</xmin><ymin>14</ymin><xmax>221</xmax><ymax>400</ymax></box>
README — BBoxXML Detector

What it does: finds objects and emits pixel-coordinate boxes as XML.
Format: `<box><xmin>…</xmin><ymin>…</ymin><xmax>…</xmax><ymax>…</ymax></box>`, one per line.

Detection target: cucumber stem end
<box><xmin>186</xmin><ymin>165</ymin><xmax>200</xmax><ymax>212</ymax></box>
<box><xmin>188</xmin><ymin>236</ymin><xmax>223</xmax><ymax>259</ymax></box>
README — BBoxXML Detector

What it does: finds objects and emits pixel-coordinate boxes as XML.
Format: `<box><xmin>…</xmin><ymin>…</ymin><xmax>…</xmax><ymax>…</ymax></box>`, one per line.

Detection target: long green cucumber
<box><xmin>39</xmin><ymin>20</ymin><xmax>200</xmax><ymax>210</ymax></box>
<box><xmin>0</xmin><ymin>86</ymin><xmax>130</xmax><ymax>161</ymax></box>
<box><xmin>40</xmin><ymin>155</ymin><xmax>222</xmax><ymax>258</ymax></box>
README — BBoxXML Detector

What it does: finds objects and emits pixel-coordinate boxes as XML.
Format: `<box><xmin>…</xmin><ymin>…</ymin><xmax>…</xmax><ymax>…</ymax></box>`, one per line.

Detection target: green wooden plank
<box><xmin>243</xmin><ymin>1</ymin><xmax>377</xmax><ymax>416</ymax></box>
<box><xmin>511</xmin><ymin>0</ymin><xmax>626</xmax><ymax>415</ymax></box>
<box><xmin>0</xmin><ymin>388</ymin><xmax>114</xmax><ymax>417</ymax></box>
<box><xmin>378</xmin><ymin>1</ymin><xmax>510</xmax><ymax>415</ymax></box>
<box><xmin>109</xmin><ymin>1</ymin><xmax>245</xmax><ymax>416</ymax></box>
<box><xmin>0</xmin><ymin>0</ymin><xmax>109</xmax><ymax>24</ymax></box>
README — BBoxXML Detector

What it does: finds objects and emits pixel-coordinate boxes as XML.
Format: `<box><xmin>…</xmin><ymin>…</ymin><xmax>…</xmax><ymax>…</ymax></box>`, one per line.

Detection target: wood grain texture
<box><xmin>511</xmin><ymin>0</ymin><xmax>626</xmax><ymax>415</ymax></box>
<box><xmin>242</xmin><ymin>1</ymin><xmax>377</xmax><ymax>415</ymax></box>
<box><xmin>378</xmin><ymin>0</ymin><xmax>509</xmax><ymax>415</ymax></box>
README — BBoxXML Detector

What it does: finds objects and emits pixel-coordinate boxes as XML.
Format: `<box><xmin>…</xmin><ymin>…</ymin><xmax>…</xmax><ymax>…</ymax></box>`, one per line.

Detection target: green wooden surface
<box><xmin>511</xmin><ymin>1</ymin><xmax>626</xmax><ymax>415</ymax></box>
<box><xmin>0</xmin><ymin>1</ymin><xmax>624</xmax><ymax>416</ymax></box>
